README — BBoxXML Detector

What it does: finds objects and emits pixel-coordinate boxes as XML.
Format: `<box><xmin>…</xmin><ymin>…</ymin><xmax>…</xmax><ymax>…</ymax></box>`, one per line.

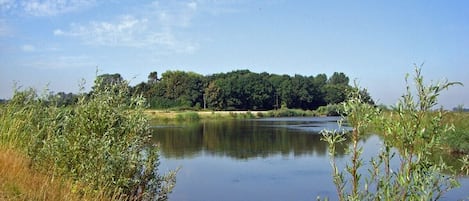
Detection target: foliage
<box><xmin>316</xmin><ymin>104</ymin><xmax>344</xmax><ymax>116</ymax></box>
<box><xmin>175</xmin><ymin>112</ymin><xmax>200</xmax><ymax>122</ymax></box>
<box><xmin>39</xmin><ymin>70</ymin><xmax>372</xmax><ymax>111</ymax></box>
<box><xmin>442</xmin><ymin>112</ymin><xmax>469</xmax><ymax>154</ymax></box>
<box><xmin>321</xmin><ymin>66</ymin><xmax>462</xmax><ymax>200</ymax></box>
<box><xmin>0</xmin><ymin>77</ymin><xmax>177</xmax><ymax>200</ymax></box>
<box><xmin>130</xmin><ymin>69</ymin><xmax>365</xmax><ymax>110</ymax></box>
<box><xmin>266</xmin><ymin>108</ymin><xmax>315</xmax><ymax>117</ymax></box>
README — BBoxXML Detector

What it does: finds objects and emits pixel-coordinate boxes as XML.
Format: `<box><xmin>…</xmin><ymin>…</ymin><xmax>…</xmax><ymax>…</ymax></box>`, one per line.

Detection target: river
<box><xmin>151</xmin><ymin>117</ymin><xmax>468</xmax><ymax>201</ymax></box>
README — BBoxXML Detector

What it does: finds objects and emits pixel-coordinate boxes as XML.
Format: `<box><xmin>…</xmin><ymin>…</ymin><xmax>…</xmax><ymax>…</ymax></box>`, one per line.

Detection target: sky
<box><xmin>1</xmin><ymin>0</ymin><xmax>468</xmax><ymax>109</ymax></box>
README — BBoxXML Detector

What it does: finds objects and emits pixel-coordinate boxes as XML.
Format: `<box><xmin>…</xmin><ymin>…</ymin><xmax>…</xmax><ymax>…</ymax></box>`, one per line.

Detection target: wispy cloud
<box><xmin>54</xmin><ymin>1</ymin><xmax>199</xmax><ymax>53</ymax></box>
<box><xmin>1</xmin><ymin>0</ymin><xmax>95</xmax><ymax>16</ymax></box>
<box><xmin>0</xmin><ymin>0</ymin><xmax>16</xmax><ymax>12</ymax></box>
<box><xmin>21</xmin><ymin>44</ymin><xmax>36</xmax><ymax>52</ymax></box>
<box><xmin>154</xmin><ymin>1</ymin><xmax>198</xmax><ymax>28</ymax></box>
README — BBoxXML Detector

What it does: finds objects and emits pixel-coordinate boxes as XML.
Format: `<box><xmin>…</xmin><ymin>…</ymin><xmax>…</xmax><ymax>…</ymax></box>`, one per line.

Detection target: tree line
<box><xmin>47</xmin><ymin>69</ymin><xmax>374</xmax><ymax>110</ymax></box>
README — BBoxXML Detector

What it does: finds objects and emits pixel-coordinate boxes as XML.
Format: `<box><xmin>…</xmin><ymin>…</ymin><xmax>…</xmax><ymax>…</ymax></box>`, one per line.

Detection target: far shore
<box><xmin>143</xmin><ymin>108</ymin><xmax>333</xmax><ymax>121</ymax></box>
<box><xmin>145</xmin><ymin>109</ymin><xmax>272</xmax><ymax>120</ymax></box>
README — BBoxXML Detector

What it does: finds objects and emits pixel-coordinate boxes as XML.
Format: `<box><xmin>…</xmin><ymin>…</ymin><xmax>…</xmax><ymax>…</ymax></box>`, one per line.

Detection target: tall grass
<box><xmin>442</xmin><ymin>112</ymin><xmax>469</xmax><ymax>154</ymax></box>
<box><xmin>175</xmin><ymin>112</ymin><xmax>200</xmax><ymax>122</ymax></box>
<box><xmin>0</xmin><ymin>77</ymin><xmax>177</xmax><ymax>200</ymax></box>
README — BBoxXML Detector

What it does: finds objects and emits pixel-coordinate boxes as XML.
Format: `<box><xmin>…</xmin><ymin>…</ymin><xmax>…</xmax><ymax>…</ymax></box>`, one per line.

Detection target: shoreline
<box><xmin>144</xmin><ymin>109</ymin><xmax>318</xmax><ymax>121</ymax></box>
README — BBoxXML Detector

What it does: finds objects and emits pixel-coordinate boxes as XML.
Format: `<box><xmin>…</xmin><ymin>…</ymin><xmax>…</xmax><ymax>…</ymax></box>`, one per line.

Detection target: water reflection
<box><xmin>151</xmin><ymin>117</ymin><xmax>468</xmax><ymax>201</ymax></box>
<box><xmin>151</xmin><ymin>117</ymin><xmax>350</xmax><ymax>159</ymax></box>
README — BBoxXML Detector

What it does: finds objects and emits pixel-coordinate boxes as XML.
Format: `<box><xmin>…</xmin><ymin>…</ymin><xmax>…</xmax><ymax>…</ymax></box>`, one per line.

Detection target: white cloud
<box><xmin>21</xmin><ymin>44</ymin><xmax>36</xmax><ymax>52</ymax></box>
<box><xmin>152</xmin><ymin>1</ymin><xmax>198</xmax><ymax>28</ymax></box>
<box><xmin>187</xmin><ymin>1</ymin><xmax>197</xmax><ymax>10</ymax></box>
<box><xmin>1</xmin><ymin>0</ymin><xmax>95</xmax><ymax>16</ymax></box>
<box><xmin>54</xmin><ymin>2</ymin><xmax>200</xmax><ymax>53</ymax></box>
<box><xmin>0</xmin><ymin>0</ymin><xmax>16</xmax><ymax>11</ymax></box>
<box><xmin>53</xmin><ymin>29</ymin><xmax>64</xmax><ymax>35</ymax></box>
<box><xmin>24</xmin><ymin>0</ymin><xmax>95</xmax><ymax>16</ymax></box>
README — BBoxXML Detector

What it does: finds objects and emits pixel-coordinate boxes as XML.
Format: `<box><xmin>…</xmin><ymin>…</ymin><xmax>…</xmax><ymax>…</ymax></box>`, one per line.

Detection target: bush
<box><xmin>176</xmin><ymin>112</ymin><xmax>200</xmax><ymax>122</ymax></box>
<box><xmin>316</xmin><ymin>104</ymin><xmax>343</xmax><ymax>116</ymax></box>
<box><xmin>266</xmin><ymin>108</ymin><xmax>314</xmax><ymax>117</ymax></box>
<box><xmin>0</xmin><ymin>78</ymin><xmax>177</xmax><ymax>200</ymax></box>
<box><xmin>321</xmin><ymin>66</ymin><xmax>462</xmax><ymax>200</ymax></box>
<box><xmin>443</xmin><ymin>112</ymin><xmax>469</xmax><ymax>154</ymax></box>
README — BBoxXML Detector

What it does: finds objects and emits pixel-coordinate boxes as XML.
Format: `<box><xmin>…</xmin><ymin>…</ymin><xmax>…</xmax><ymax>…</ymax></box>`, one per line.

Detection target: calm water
<box><xmin>151</xmin><ymin>117</ymin><xmax>468</xmax><ymax>201</ymax></box>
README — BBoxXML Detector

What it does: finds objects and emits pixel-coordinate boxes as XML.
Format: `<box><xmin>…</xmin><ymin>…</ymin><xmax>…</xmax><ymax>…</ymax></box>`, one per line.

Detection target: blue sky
<box><xmin>1</xmin><ymin>0</ymin><xmax>468</xmax><ymax>108</ymax></box>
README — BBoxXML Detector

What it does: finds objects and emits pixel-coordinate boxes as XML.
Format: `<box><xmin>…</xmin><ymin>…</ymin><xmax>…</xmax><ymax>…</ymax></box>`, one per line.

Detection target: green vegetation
<box><xmin>175</xmin><ymin>112</ymin><xmax>200</xmax><ymax>122</ymax></box>
<box><xmin>321</xmin><ymin>66</ymin><xmax>467</xmax><ymax>200</ymax></box>
<box><xmin>146</xmin><ymin>106</ymin><xmax>344</xmax><ymax>123</ymax></box>
<box><xmin>57</xmin><ymin>70</ymin><xmax>372</xmax><ymax>111</ymax></box>
<box><xmin>0</xmin><ymin>77</ymin><xmax>177</xmax><ymax>200</ymax></box>
<box><xmin>2</xmin><ymin>67</ymin><xmax>467</xmax><ymax>200</ymax></box>
<box><xmin>443</xmin><ymin>112</ymin><xmax>469</xmax><ymax>154</ymax></box>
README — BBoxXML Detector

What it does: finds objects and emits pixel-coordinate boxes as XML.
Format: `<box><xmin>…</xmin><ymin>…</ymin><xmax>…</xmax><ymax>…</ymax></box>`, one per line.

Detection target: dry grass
<box><xmin>0</xmin><ymin>147</ymin><xmax>118</xmax><ymax>201</ymax></box>
<box><xmin>0</xmin><ymin>148</ymin><xmax>69</xmax><ymax>201</ymax></box>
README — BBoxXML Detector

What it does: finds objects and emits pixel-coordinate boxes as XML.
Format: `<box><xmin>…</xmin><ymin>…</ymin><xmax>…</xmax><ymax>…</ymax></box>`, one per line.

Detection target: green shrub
<box><xmin>443</xmin><ymin>112</ymin><xmax>469</xmax><ymax>154</ymax></box>
<box><xmin>316</xmin><ymin>104</ymin><xmax>343</xmax><ymax>116</ymax></box>
<box><xmin>176</xmin><ymin>112</ymin><xmax>200</xmax><ymax>122</ymax></box>
<box><xmin>256</xmin><ymin>112</ymin><xmax>265</xmax><ymax>118</ymax></box>
<box><xmin>0</xmin><ymin>78</ymin><xmax>177</xmax><ymax>200</ymax></box>
<box><xmin>266</xmin><ymin>108</ymin><xmax>314</xmax><ymax>117</ymax></box>
<box><xmin>321</xmin><ymin>66</ymin><xmax>462</xmax><ymax>200</ymax></box>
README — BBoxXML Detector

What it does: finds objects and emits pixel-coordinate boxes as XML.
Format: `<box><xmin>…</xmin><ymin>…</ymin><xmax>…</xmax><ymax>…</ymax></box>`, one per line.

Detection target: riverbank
<box><xmin>147</xmin><ymin>109</ymin><xmax>469</xmax><ymax>157</ymax></box>
<box><xmin>145</xmin><ymin>108</ymin><xmax>324</xmax><ymax>122</ymax></box>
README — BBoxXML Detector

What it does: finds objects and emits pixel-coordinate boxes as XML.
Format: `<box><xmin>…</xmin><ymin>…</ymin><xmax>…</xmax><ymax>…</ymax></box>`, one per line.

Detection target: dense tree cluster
<box><xmin>129</xmin><ymin>70</ymin><xmax>373</xmax><ymax>110</ymax></box>
<box><xmin>46</xmin><ymin>70</ymin><xmax>373</xmax><ymax>110</ymax></box>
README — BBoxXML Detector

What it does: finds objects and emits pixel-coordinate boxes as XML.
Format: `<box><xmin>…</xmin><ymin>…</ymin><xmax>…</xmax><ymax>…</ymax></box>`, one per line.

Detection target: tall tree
<box><xmin>159</xmin><ymin>71</ymin><xmax>204</xmax><ymax>107</ymax></box>
<box><xmin>148</xmin><ymin>71</ymin><xmax>159</xmax><ymax>84</ymax></box>
<box><xmin>328</xmin><ymin>72</ymin><xmax>349</xmax><ymax>85</ymax></box>
<box><xmin>93</xmin><ymin>73</ymin><xmax>126</xmax><ymax>93</ymax></box>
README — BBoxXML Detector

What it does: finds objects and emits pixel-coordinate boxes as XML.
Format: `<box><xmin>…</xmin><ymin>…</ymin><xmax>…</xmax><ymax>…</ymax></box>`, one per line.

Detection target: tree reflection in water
<box><xmin>151</xmin><ymin>117</ymin><xmax>352</xmax><ymax>159</ymax></box>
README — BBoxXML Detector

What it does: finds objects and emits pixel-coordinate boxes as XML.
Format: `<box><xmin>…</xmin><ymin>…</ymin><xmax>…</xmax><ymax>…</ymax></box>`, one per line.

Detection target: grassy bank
<box><xmin>0</xmin><ymin>78</ymin><xmax>176</xmax><ymax>200</ymax></box>
<box><xmin>145</xmin><ymin>106</ymin><xmax>340</xmax><ymax>122</ymax></box>
<box><xmin>146</xmin><ymin>110</ymin><xmax>262</xmax><ymax>122</ymax></box>
<box><xmin>0</xmin><ymin>148</ymin><xmax>117</xmax><ymax>201</ymax></box>
<box><xmin>146</xmin><ymin>107</ymin><xmax>469</xmax><ymax>157</ymax></box>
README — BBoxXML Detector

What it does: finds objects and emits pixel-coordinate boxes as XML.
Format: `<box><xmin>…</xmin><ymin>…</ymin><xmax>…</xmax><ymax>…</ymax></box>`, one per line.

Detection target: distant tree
<box><xmin>453</xmin><ymin>104</ymin><xmax>469</xmax><ymax>112</ymax></box>
<box><xmin>358</xmin><ymin>88</ymin><xmax>375</xmax><ymax>105</ymax></box>
<box><xmin>328</xmin><ymin>72</ymin><xmax>349</xmax><ymax>85</ymax></box>
<box><xmin>93</xmin><ymin>73</ymin><xmax>125</xmax><ymax>92</ymax></box>
<box><xmin>243</xmin><ymin>72</ymin><xmax>274</xmax><ymax>110</ymax></box>
<box><xmin>205</xmin><ymin>81</ymin><xmax>224</xmax><ymax>110</ymax></box>
<box><xmin>322</xmin><ymin>72</ymin><xmax>352</xmax><ymax>105</ymax></box>
<box><xmin>312</xmin><ymin>74</ymin><xmax>328</xmax><ymax>106</ymax></box>
<box><xmin>323</xmin><ymin>84</ymin><xmax>349</xmax><ymax>104</ymax></box>
<box><xmin>269</xmin><ymin>74</ymin><xmax>292</xmax><ymax>109</ymax></box>
<box><xmin>131</xmin><ymin>82</ymin><xmax>150</xmax><ymax>97</ymax></box>
<box><xmin>53</xmin><ymin>92</ymin><xmax>79</xmax><ymax>106</ymax></box>
<box><xmin>129</xmin><ymin>69</ymin><xmax>368</xmax><ymax>110</ymax></box>
<box><xmin>148</xmin><ymin>71</ymin><xmax>159</xmax><ymax>84</ymax></box>
<box><xmin>158</xmin><ymin>71</ymin><xmax>204</xmax><ymax>108</ymax></box>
